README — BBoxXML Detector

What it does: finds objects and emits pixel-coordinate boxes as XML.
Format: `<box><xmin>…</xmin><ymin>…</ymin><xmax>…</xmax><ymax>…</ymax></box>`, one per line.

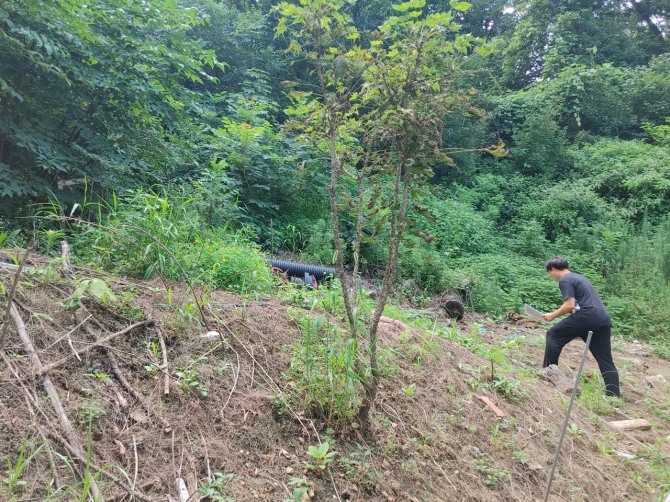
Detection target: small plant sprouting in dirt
<box><xmin>579</xmin><ymin>371</ymin><xmax>623</xmax><ymax>414</ymax></box>
<box><xmin>214</xmin><ymin>360</ymin><xmax>232</xmax><ymax>375</ymax></box>
<box><xmin>144</xmin><ymin>340</ymin><xmax>167</xmax><ymax>375</ymax></box>
<box><xmin>642</xmin><ymin>397</ymin><xmax>670</xmax><ymax>422</ymax></box>
<box><xmin>490</xmin><ymin>375</ymin><xmax>523</xmax><ymax>401</ymax></box>
<box><xmin>77</xmin><ymin>401</ymin><xmax>105</xmax><ymax>426</ymax></box>
<box><xmin>340</xmin><ymin>446</ymin><xmax>381</xmax><ymax>493</ymax></box>
<box><xmin>64</xmin><ymin>278</ymin><xmax>118</xmax><ymax>310</ymax></box>
<box><xmin>173</xmin><ymin>369</ymin><xmax>208</xmax><ymax>397</ymax></box>
<box><xmin>472</xmin><ymin>447</ymin><xmax>511</xmax><ymax>488</ymax></box>
<box><xmin>568</xmin><ymin>423</ymin><xmax>584</xmax><ymax>436</ymax></box>
<box><xmin>144</xmin><ymin>362</ymin><xmax>167</xmax><ymax>374</ymax></box>
<box><xmin>283</xmin><ymin>476</ymin><xmax>312</xmax><ymax>502</ymax></box>
<box><xmin>198</xmin><ymin>471</ymin><xmax>236</xmax><ymax>501</ymax></box>
<box><xmin>179</xmin><ymin>301</ymin><xmax>202</xmax><ymax>326</ymax></box>
<box><xmin>596</xmin><ymin>441</ymin><xmax>614</xmax><ymax>455</ymax></box>
<box><xmin>511</xmin><ymin>450</ymin><xmax>530</xmax><ymax>466</ymax></box>
<box><xmin>631</xmin><ymin>438</ymin><xmax>670</xmax><ymax>493</ymax></box>
<box><xmin>401</xmin><ymin>383</ymin><xmax>416</xmax><ymax>397</ymax></box>
<box><xmin>9</xmin><ymin>353</ymin><xmax>28</xmax><ymax>363</ymax></box>
<box><xmin>84</xmin><ymin>365</ymin><xmax>112</xmax><ymax>384</ymax></box>
<box><xmin>305</xmin><ymin>442</ymin><xmax>337</xmax><ymax>471</ymax></box>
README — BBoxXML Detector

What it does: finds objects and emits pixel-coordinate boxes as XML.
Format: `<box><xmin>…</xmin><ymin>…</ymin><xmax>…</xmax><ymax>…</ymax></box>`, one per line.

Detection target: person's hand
<box><xmin>542</xmin><ymin>312</ymin><xmax>555</xmax><ymax>322</ymax></box>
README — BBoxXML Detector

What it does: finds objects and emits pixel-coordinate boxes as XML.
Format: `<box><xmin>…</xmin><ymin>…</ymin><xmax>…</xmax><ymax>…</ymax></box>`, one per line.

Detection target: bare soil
<box><xmin>1</xmin><ymin>258</ymin><xmax>669</xmax><ymax>502</ymax></box>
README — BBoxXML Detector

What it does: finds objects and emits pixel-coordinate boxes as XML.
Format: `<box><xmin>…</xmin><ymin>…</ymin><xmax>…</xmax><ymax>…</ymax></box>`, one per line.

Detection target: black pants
<box><xmin>543</xmin><ymin>315</ymin><xmax>620</xmax><ymax>397</ymax></box>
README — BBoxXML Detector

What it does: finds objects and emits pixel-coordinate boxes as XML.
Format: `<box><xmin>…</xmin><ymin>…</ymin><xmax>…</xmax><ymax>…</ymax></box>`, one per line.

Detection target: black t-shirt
<box><xmin>559</xmin><ymin>272</ymin><xmax>611</xmax><ymax>325</ymax></box>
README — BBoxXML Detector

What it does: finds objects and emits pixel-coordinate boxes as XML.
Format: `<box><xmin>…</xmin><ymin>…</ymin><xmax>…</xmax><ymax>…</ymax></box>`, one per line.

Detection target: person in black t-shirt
<box><xmin>542</xmin><ymin>256</ymin><xmax>620</xmax><ymax>397</ymax></box>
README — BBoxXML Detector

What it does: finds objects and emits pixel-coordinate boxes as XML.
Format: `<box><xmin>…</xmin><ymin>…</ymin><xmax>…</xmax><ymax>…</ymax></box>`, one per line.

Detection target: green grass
<box><xmin>578</xmin><ymin>371</ymin><xmax>624</xmax><ymax>415</ymax></box>
<box><xmin>4</xmin><ymin>430</ymin><xmax>44</xmax><ymax>501</ymax></box>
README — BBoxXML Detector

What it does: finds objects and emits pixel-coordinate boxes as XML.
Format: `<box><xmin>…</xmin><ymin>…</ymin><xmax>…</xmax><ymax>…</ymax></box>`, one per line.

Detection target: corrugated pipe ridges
<box><xmin>270</xmin><ymin>259</ymin><xmax>336</xmax><ymax>281</ymax></box>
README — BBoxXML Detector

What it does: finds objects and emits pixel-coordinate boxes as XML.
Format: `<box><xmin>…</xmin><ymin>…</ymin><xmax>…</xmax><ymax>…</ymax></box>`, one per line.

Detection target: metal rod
<box><xmin>543</xmin><ymin>330</ymin><xmax>593</xmax><ymax>502</ymax></box>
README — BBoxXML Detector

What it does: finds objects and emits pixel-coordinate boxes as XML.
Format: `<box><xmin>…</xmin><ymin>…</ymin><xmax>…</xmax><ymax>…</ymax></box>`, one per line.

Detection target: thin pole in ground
<box><xmin>543</xmin><ymin>330</ymin><xmax>593</xmax><ymax>502</ymax></box>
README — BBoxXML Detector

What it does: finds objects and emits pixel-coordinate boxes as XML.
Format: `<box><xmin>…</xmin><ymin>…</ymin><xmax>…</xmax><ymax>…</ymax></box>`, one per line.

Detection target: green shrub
<box><xmin>449</xmin><ymin>254</ymin><xmax>561</xmax><ymax>316</ymax></box>
<box><xmin>572</xmin><ymin>138</ymin><xmax>670</xmax><ymax>222</ymax></box>
<box><xmin>397</xmin><ymin>243</ymin><xmax>453</xmax><ymax>294</ymax></box>
<box><xmin>511</xmin><ymin>219</ymin><xmax>549</xmax><ymax>258</ymax></box>
<box><xmin>523</xmin><ymin>181</ymin><xmax>612</xmax><ymax>241</ymax></box>
<box><xmin>407</xmin><ymin>194</ymin><xmax>496</xmax><ymax>257</ymax></box>
<box><xmin>301</xmin><ymin>218</ymin><xmax>336</xmax><ymax>265</ymax></box>
<box><xmin>67</xmin><ymin>189</ymin><xmax>272</xmax><ymax>295</ymax></box>
<box><xmin>190</xmin><ymin>231</ymin><xmax>273</xmax><ymax>294</ymax></box>
<box><xmin>70</xmin><ymin>189</ymin><xmax>200</xmax><ymax>280</ymax></box>
<box><xmin>280</xmin><ymin>312</ymin><xmax>360</xmax><ymax>427</ymax></box>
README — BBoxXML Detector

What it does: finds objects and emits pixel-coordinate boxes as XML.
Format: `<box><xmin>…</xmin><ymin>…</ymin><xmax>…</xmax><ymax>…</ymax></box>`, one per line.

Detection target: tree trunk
<box><xmin>358</xmin><ymin>155</ymin><xmax>411</xmax><ymax>428</ymax></box>
<box><xmin>631</xmin><ymin>1</ymin><xmax>666</xmax><ymax>44</ymax></box>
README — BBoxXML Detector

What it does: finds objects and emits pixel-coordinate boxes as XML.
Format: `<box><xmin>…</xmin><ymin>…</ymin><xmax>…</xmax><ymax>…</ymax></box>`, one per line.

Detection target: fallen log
<box><xmin>431</xmin><ymin>292</ymin><xmax>465</xmax><ymax>321</ymax></box>
<box><xmin>0</xmin><ymin>243</ymin><xmax>33</xmax><ymax>349</ymax></box>
<box><xmin>606</xmin><ymin>419</ymin><xmax>651</xmax><ymax>432</ymax></box>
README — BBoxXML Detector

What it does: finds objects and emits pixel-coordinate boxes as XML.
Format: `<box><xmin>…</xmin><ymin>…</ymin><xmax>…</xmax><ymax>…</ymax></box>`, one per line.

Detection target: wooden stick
<box><xmin>37</xmin><ymin>319</ymin><xmax>153</xmax><ymax>376</ymax></box>
<box><xmin>60</xmin><ymin>240</ymin><xmax>73</xmax><ymax>277</ymax></box>
<box><xmin>0</xmin><ymin>242</ymin><xmax>34</xmax><ymax>349</ymax></box>
<box><xmin>106</xmin><ymin>348</ymin><xmax>172</xmax><ymax>432</ymax></box>
<box><xmin>476</xmin><ymin>394</ymin><xmax>506</xmax><ymax>417</ymax></box>
<box><xmin>158</xmin><ymin>331</ymin><xmax>170</xmax><ymax>395</ymax></box>
<box><xmin>8</xmin><ymin>303</ymin><xmax>102</xmax><ymax>501</ymax></box>
<box><xmin>132</xmin><ymin>434</ymin><xmax>139</xmax><ymax>494</ymax></box>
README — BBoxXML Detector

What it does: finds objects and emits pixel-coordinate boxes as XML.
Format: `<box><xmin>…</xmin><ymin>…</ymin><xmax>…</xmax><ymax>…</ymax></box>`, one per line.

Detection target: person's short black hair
<box><xmin>545</xmin><ymin>256</ymin><xmax>569</xmax><ymax>271</ymax></box>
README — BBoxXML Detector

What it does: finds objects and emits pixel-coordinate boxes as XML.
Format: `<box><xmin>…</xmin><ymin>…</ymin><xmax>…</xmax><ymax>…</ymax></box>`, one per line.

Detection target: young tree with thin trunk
<box><xmin>276</xmin><ymin>0</ymin><xmax>505</xmax><ymax>428</ymax></box>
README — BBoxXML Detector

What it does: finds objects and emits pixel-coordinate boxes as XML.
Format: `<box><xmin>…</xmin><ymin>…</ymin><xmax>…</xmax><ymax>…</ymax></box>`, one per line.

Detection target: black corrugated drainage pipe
<box><xmin>270</xmin><ymin>259</ymin><xmax>336</xmax><ymax>282</ymax></box>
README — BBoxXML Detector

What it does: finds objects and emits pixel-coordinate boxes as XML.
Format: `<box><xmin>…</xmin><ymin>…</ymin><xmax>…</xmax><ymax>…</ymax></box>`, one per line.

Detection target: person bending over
<box><xmin>542</xmin><ymin>256</ymin><xmax>620</xmax><ymax>397</ymax></box>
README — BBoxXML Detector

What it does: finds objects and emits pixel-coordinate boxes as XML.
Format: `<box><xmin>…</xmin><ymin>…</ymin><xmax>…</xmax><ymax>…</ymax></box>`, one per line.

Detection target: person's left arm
<box><xmin>542</xmin><ymin>297</ymin><xmax>575</xmax><ymax>321</ymax></box>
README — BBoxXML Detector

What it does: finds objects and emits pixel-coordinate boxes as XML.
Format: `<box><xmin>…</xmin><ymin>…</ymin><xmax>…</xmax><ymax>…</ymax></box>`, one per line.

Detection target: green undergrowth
<box><xmin>277</xmin><ymin>307</ymin><xmax>361</xmax><ymax>427</ymax></box>
<box><xmin>36</xmin><ymin>190</ymin><xmax>274</xmax><ymax>295</ymax></box>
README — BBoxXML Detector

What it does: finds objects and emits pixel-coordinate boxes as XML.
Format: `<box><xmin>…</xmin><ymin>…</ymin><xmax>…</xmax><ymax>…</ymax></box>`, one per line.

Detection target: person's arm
<box><xmin>543</xmin><ymin>297</ymin><xmax>576</xmax><ymax>321</ymax></box>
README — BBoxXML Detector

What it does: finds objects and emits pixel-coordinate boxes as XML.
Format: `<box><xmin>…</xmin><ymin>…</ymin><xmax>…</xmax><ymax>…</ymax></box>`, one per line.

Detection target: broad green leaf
<box><xmin>393</xmin><ymin>0</ymin><xmax>426</xmax><ymax>13</ymax></box>
<box><xmin>449</xmin><ymin>1</ymin><xmax>471</xmax><ymax>12</ymax></box>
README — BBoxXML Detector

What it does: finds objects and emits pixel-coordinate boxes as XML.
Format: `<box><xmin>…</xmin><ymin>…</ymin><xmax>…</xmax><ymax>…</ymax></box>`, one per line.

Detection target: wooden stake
<box><xmin>476</xmin><ymin>394</ymin><xmax>506</xmax><ymax>417</ymax></box>
<box><xmin>60</xmin><ymin>240</ymin><xmax>73</xmax><ymax>277</ymax></box>
<box><xmin>158</xmin><ymin>331</ymin><xmax>170</xmax><ymax>395</ymax></box>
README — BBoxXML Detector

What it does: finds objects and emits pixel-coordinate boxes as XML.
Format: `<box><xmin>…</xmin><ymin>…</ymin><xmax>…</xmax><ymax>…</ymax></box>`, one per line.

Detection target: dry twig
<box><xmin>37</xmin><ymin>319</ymin><xmax>153</xmax><ymax>376</ymax></box>
<box><xmin>8</xmin><ymin>303</ymin><xmax>103</xmax><ymax>501</ymax></box>
<box><xmin>106</xmin><ymin>347</ymin><xmax>172</xmax><ymax>432</ymax></box>
<box><xmin>0</xmin><ymin>242</ymin><xmax>34</xmax><ymax>349</ymax></box>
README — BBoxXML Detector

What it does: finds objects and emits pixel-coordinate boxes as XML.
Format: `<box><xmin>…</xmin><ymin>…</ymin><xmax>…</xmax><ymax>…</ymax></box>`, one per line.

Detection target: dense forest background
<box><xmin>1</xmin><ymin>0</ymin><xmax>670</xmax><ymax>350</ymax></box>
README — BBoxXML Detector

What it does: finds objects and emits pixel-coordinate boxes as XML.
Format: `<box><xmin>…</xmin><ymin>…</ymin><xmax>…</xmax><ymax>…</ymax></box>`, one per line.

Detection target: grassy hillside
<box><xmin>1</xmin><ymin>250</ymin><xmax>668</xmax><ymax>501</ymax></box>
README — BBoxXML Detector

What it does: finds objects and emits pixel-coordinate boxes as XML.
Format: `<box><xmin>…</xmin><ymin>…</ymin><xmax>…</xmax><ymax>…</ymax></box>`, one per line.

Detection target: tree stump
<box><xmin>432</xmin><ymin>292</ymin><xmax>465</xmax><ymax>321</ymax></box>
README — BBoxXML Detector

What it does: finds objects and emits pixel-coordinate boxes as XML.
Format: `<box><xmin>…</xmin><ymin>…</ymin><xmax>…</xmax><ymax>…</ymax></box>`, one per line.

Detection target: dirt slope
<box><xmin>1</xmin><ymin>261</ymin><xmax>669</xmax><ymax>502</ymax></box>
